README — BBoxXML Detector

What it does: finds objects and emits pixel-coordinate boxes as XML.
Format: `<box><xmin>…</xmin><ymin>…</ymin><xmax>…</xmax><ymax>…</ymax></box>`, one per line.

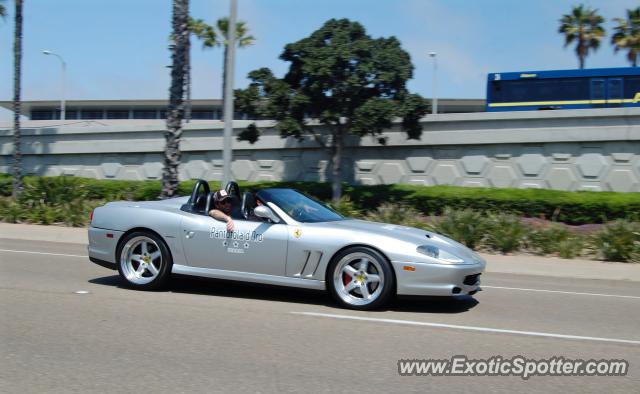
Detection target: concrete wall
<box><xmin>1</xmin><ymin>108</ymin><xmax>639</xmax><ymax>192</ymax></box>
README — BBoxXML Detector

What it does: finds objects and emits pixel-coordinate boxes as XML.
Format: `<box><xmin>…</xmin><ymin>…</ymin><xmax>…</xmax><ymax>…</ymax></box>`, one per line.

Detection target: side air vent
<box><xmin>296</xmin><ymin>250</ymin><xmax>323</xmax><ymax>278</ymax></box>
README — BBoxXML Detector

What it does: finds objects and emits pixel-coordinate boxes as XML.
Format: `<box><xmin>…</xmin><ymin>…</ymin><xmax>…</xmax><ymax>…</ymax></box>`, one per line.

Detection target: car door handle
<box><xmin>185</xmin><ymin>231</ymin><xmax>195</xmax><ymax>239</ymax></box>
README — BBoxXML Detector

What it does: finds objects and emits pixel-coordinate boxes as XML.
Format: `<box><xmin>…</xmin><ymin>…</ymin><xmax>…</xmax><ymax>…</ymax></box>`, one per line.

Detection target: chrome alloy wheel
<box><xmin>120</xmin><ymin>236</ymin><xmax>163</xmax><ymax>285</ymax></box>
<box><xmin>333</xmin><ymin>252</ymin><xmax>385</xmax><ymax>307</ymax></box>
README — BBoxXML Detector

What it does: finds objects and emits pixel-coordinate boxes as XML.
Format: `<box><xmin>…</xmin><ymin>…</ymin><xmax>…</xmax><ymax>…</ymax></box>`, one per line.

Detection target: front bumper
<box><xmin>392</xmin><ymin>260</ymin><xmax>485</xmax><ymax>296</ymax></box>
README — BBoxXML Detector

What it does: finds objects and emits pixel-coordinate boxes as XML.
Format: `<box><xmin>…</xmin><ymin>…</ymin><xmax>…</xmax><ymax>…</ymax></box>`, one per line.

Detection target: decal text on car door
<box><xmin>209</xmin><ymin>227</ymin><xmax>264</xmax><ymax>254</ymax></box>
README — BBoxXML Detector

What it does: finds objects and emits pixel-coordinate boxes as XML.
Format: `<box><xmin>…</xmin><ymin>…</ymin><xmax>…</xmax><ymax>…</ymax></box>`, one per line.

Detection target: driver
<box><xmin>209</xmin><ymin>189</ymin><xmax>235</xmax><ymax>232</ymax></box>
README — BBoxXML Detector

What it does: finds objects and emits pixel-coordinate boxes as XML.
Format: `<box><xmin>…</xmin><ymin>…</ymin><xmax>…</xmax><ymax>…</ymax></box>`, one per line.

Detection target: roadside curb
<box><xmin>1</xmin><ymin>222</ymin><xmax>638</xmax><ymax>282</ymax></box>
<box><xmin>479</xmin><ymin>252</ymin><xmax>640</xmax><ymax>282</ymax></box>
<box><xmin>0</xmin><ymin>223</ymin><xmax>87</xmax><ymax>245</ymax></box>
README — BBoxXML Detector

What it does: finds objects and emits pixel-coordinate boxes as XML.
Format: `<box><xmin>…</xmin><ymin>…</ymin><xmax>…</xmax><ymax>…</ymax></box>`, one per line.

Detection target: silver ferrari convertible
<box><xmin>88</xmin><ymin>180</ymin><xmax>485</xmax><ymax>310</ymax></box>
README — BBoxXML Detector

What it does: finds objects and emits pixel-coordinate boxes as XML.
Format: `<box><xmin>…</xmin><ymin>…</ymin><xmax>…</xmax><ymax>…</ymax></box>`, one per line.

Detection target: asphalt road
<box><xmin>1</xmin><ymin>238</ymin><xmax>639</xmax><ymax>393</ymax></box>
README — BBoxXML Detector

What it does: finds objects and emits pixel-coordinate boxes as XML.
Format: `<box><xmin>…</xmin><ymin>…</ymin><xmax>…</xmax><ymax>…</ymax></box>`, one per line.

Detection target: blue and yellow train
<box><xmin>486</xmin><ymin>67</ymin><xmax>640</xmax><ymax>111</ymax></box>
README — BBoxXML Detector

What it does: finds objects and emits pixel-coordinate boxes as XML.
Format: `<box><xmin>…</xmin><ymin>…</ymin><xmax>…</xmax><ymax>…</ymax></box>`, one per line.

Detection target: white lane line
<box><xmin>482</xmin><ymin>285</ymin><xmax>640</xmax><ymax>300</ymax></box>
<box><xmin>291</xmin><ymin>312</ymin><xmax>640</xmax><ymax>345</ymax></box>
<box><xmin>0</xmin><ymin>248</ymin><xmax>87</xmax><ymax>258</ymax></box>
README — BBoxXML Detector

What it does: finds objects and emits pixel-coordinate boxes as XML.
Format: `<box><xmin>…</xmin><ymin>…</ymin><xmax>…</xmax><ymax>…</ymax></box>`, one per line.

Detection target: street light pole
<box><xmin>429</xmin><ymin>52</ymin><xmax>437</xmax><ymax>115</ymax></box>
<box><xmin>42</xmin><ymin>50</ymin><xmax>66</xmax><ymax>120</ymax></box>
<box><xmin>221</xmin><ymin>0</ymin><xmax>237</xmax><ymax>187</ymax></box>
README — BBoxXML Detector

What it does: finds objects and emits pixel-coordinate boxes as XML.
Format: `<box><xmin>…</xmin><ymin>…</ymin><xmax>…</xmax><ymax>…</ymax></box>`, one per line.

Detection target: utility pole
<box><xmin>222</xmin><ymin>0</ymin><xmax>237</xmax><ymax>187</ymax></box>
<box><xmin>429</xmin><ymin>52</ymin><xmax>437</xmax><ymax>114</ymax></box>
<box><xmin>43</xmin><ymin>50</ymin><xmax>66</xmax><ymax>120</ymax></box>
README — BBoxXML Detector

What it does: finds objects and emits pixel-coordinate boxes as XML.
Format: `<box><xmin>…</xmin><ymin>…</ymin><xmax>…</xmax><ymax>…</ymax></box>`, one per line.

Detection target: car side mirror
<box><xmin>254</xmin><ymin>205</ymin><xmax>281</xmax><ymax>223</ymax></box>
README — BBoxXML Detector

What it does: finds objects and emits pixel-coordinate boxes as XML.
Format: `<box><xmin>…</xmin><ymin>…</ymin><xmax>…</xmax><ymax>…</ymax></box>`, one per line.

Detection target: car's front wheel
<box><xmin>116</xmin><ymin>231</ymin><xmax>172</xmax><ymax>290</ymax></box>
<box><xmin>327</xmin><ymin>246</ymin><xmax>395</xmax><ymax>310</ymax></box>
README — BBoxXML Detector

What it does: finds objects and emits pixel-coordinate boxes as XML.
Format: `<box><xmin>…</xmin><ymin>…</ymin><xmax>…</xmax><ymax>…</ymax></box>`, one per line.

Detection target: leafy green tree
<box><xmin>12</xmin><ymin>0</ymin><xmax>23</xmax><ymax>197</ymax></box>
<box><xmin>161</xmin><ymin>0</ymin><xmax>190</xmax><ymax>198</ymax></box>
<box><xmin>0</xmin><ymin>1</ymin><xmax>6</xmax><ymax>19</ymax></box>
<box><xmin>559</xmin><ymin>4</ymin><xmax>605</xmax><ymax>69</ymax></box>
<box><xmin>612</xmin><ymin>7</ymin><xmax>640</xmax><ymax>67</ymax></box>
<box><xmin>235</xmin><ymin>19</ymin><xmax>429</xmax><ymax>201</ymax></box>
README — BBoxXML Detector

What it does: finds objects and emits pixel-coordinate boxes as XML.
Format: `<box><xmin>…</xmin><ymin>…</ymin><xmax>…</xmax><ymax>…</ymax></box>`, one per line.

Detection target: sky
<box><xmin>0</xmin><ymin>0</ymin><xmax>638</xmax><ymax>121</ymax></box>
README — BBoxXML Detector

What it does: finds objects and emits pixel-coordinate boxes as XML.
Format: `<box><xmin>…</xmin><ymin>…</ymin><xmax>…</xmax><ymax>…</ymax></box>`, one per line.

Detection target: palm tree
<box><xmin>559</xmin><ymin>4</ymin><xmax>605</xmax><ymax>69</ymax></box>
<box><xmin>185</xmin><ymin>17</ymin><xmax>254</xmax><ymax>120</ymax></box>
<box><xmin>612</xmin><ymin>7</ymin><xmax>640</xmax><ymax>67</ymax></box>
<box><xmin>185</xmin><ymin>17</ymin><xmax>217</xmax><ymax>121</ymax></box>
<box><xmin>161</xmin><ymin>0</ymin><xmax>190</xmax><ymax>199</ymax></box>
<box><xmin>12</xmin><ymin>0</ymin><xmax>23</xmax><ymax>198</ymax></box>
<box><xmin>216</xmin><ymin>17</ymin><xmax>255</xmax><ymax>119</ymax></box>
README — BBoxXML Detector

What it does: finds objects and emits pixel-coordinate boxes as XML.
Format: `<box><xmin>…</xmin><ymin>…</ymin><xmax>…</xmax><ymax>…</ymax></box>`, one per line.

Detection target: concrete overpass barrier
<box><xmin>1</xmin><ymin>108</ymin><xmax>639</xmax><ymax>192</ymax></box>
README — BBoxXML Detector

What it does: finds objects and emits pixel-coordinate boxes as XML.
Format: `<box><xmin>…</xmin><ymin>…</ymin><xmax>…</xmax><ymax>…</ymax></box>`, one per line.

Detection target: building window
<box><xmin>133</xmin><ymin>110</ymin><xmax>158</xmax><ymax>119</ymax></box>
<box><xmin>54</xmin><ymin>109</ymin><xmax>78</xmax><ymax>120</ymax></box>
<box><xmin>80</xmin><ymin>110</ymin><xmax>104</xmax><ymax>119</ymax></box>
<box><xmin>160</xmin><ymin>110</ymin><xmax>167</xmax><ymax>119</ymax></box>
<box><xmin>107</xmin><ymin>110</ymin><xmax>130</xmax><ymax>119</ymax></box>
<box><xmin>191</xmin><ymin>110</ymin><xmax>214</xmax><ymax>119</ymax></box>
<box><xmin>31</xmin><ymin>110</ymin><xmax>54</xmax><ymax>120</ymax></box>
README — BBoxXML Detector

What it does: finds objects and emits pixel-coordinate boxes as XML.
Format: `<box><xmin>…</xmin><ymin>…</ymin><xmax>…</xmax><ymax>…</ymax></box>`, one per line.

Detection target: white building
<box><xmin>0</xmin><ymin>98</ymin><xmax>485</xmax><ymax>121</ymax></box>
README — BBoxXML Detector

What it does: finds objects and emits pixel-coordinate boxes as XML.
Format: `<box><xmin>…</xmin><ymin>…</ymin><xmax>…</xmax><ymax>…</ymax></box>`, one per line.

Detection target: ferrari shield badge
<box><xmin>293</xmin><ymin>229</ymin><xmax>302</xmax><ymax>238</ymax></box>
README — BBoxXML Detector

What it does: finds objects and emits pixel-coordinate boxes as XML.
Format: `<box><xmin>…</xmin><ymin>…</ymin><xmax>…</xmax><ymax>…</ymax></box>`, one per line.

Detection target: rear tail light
<box><xmin>89</xmin><ymin>209</ymin><xmax>94</xmax><ymax>224</ymax></box>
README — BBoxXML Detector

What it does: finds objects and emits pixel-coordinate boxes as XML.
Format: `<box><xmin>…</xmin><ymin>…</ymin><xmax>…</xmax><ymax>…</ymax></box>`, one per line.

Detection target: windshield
<box><xmin>256</xmin><ymin>189</ymin><xmax>344</xmax><ymax>223</ymax></box>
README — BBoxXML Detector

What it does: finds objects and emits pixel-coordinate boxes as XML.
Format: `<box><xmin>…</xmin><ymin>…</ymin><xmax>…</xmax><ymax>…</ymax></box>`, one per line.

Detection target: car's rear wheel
<box><xmin>327</xmin><ymin>246</ymin><xmax>395</xmax><ymax>310</ymax></box>
<box><xmin>116</xmin><ymin>231</ymin><xmax>172</xmax><ymax>290</ymax></box>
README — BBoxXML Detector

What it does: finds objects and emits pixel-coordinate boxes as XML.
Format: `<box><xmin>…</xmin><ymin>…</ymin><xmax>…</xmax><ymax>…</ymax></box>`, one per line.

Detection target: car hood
<box><xmin>320</xmin><ymin>219</ymin><xmax>481</xmax><ymax>262</ymax></box>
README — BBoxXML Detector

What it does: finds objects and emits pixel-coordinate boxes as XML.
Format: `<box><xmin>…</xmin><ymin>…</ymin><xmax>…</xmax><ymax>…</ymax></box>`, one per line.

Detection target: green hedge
<box><xmin>1</xmin><ymin>174</ymin><xmax>639</xmax><ymax>225</ymax></box>
<box><xmin>0</xmin><ymin>174</ymin><xmax>189</xmax><ymax>202</ymax></box>
<box><xmin>241</xmin><ymin>181</ymin><xmax>640</xmax><ymax>225</ymax></box>
<box><xmin>344</xmin><ymin>184</ymin><xmax>640</xmax><ymax>225</ymax></box>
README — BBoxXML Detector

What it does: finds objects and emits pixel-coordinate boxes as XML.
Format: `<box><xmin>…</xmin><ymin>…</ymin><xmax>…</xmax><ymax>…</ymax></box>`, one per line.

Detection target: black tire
<box><xmin>116</xmin><ymin>231</ymin><xmax>173</xmax><ymax>290</ymax></box>
<box><xmin>327</xmin><ymin>246</ymin><xmax>395</xmax><ymax>310</ymax></box>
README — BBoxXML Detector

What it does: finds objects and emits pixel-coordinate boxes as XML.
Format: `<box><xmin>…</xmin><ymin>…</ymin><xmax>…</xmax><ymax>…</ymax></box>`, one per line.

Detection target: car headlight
<box><xmin>416</xmin><ymin>245</ymin><xmax>465</xmax><ymax>264</ymax></box>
